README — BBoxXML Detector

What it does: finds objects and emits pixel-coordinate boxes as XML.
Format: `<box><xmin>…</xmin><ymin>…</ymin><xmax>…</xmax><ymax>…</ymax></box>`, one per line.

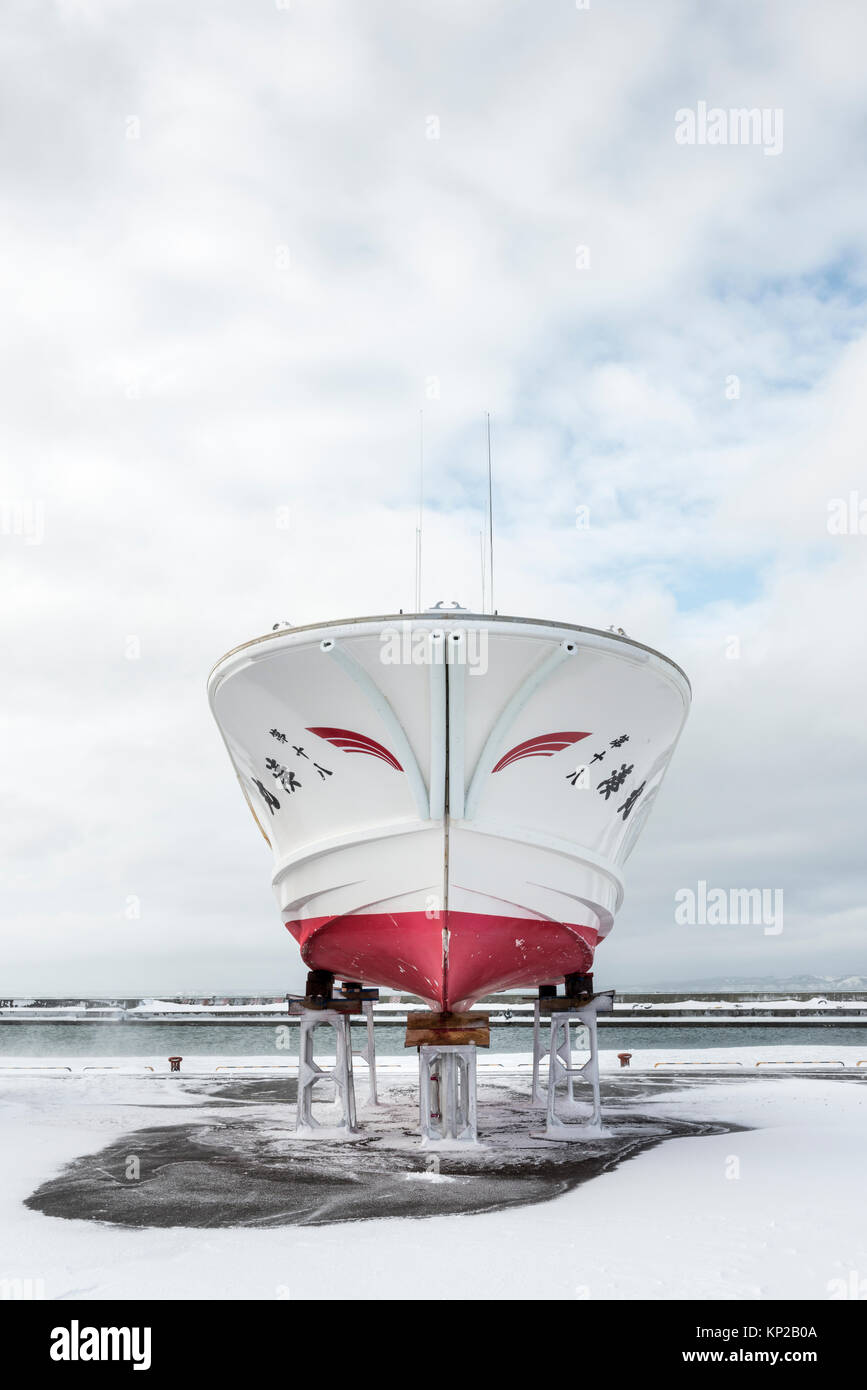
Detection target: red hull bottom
<box><xmin>285</xmin><ymin>911</ymin><xmax>598</xmax><ymax>1011</ymax></box>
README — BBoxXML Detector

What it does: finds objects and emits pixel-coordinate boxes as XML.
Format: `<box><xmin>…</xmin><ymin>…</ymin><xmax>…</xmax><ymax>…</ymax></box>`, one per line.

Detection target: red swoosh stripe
<box><xmin>492</xmin><ymin>731</ymin><xmax>590</xmax><ymax>773</ymax></box>
<box><xmin>306</xmin><ymin>726</ymin><xmax>403</xmax><ymax>771</ymax></box>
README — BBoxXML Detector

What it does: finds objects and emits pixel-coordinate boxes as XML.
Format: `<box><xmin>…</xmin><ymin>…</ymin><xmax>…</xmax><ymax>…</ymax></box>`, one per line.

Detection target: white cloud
<box><xmin>2</xmin><ymin>0</ymin><xmax>866</xmax><ymax>992</ymax></box>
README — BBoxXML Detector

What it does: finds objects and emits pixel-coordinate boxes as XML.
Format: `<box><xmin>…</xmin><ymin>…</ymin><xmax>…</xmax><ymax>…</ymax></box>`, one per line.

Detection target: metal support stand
<box><xmin>531</xmin><ymin>999</ymin><xmax>544</xmax><ymax>1104</ymax></box>
<box><xmin>419</xmin><ymin>1045</ymin><xmax>478</xmax><ymax>1144</ymax></box>
<box><xmin>532</xmin><ymin>989</ymin><xmax>615</xmax><ymax>1139</ymax></box>
<box><xmin>531</xmin><ymin>984</ymin><xmax>558</xmax><ymax>1106</ymax></box>
<box><xmin>352</xmin><ymin>1000</ymin><xmax>380</xmax><ymax>1106</ymax></box>
<box><xmin>556</xmin><ymin>1016</ymin><xmax>578</xmax><ymax>1103</ymax></box>
<box><xmin>296</xmin><ymin>1008</ymin><xmax>359</xmax><ymax>1136</ymax></box>
<box><xmin>544</xmin><ymin>1008</ymin><xmax>601</xmax><ymax>1136</ymax></box>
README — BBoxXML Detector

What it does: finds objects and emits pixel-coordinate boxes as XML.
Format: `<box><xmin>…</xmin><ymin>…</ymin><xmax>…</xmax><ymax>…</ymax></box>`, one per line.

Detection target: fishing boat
<box><xmin>208</xmin><ymin>610</ymin><xmax>690</xmax><ymax>1010</ymax></box>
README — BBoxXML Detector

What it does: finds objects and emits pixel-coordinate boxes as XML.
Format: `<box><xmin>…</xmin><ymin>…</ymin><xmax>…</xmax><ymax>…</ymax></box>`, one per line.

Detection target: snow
<box><xmin>1</xmin><ymin>1044</ymin><xmax>863</xmax><ymax>1075</ymax></box>
<box><xmin>125</xmin><ymin>1000</ymin><xmax>288</xmax><ymax>1014</ymax></box>
<box><xmin>1</xmin><ymin>1051</ymin><xmax>866</xmax><ymax>1300</ymax></box>
<box><xmin>621</xmin><ymin>996</ymin><xmax>865</xmax><ymax>1012</ymax></box>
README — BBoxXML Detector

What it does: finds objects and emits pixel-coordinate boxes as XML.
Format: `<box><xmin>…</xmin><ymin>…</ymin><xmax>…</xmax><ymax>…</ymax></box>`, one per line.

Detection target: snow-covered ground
<box><xmin>0</xmin><ymin>1043</ymin><xmax>863</xmax><ymax>1074</ymax></box>
<box><xmin>1</xmin><ymin>1050</ymin><xmax>865</xmax><ymax>1300</ymax></box>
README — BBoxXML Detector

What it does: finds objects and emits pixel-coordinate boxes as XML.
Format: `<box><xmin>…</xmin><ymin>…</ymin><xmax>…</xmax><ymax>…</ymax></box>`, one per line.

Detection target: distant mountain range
<box><xmin>643</xmin><ymin>974</ymin><xmax>867</xmax><ymax>993</ymax></box>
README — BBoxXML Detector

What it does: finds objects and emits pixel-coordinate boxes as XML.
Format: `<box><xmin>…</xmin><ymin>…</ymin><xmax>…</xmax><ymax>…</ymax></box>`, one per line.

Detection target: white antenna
<box><xmin>486</xmin><ymin>411</ymin><xmax>494</xmax><ymax>613</ymax></box>
<box><xmin>414</xmin><ymin>410</ymin><xmax>424</xmax><ymax>611</ymax></box>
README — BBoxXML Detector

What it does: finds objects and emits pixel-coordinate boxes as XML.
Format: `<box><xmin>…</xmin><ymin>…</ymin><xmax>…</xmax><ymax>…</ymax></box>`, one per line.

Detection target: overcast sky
<box><xmin>2</xmin><ymin>0</ymin><xmax>866</xmax><ymax>996</ymax></box>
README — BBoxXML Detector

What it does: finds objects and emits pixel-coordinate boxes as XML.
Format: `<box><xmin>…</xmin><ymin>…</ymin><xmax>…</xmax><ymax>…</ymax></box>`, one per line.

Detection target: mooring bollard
<box><xmin>617</xmin><ymin>1052</ymin><xmax>632</xmax><ymax>1069</ymax></box>
<box><xmin>168</xmin><ymin>1056</ymin><xmax>183</xmax><ymax>1072</ymax></box>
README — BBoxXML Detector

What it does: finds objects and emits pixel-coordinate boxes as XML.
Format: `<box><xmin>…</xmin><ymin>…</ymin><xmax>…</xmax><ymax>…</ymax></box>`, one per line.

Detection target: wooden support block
<box><xmin>404</xmin><ymin>1011</ymin><xmax>490</xmax><ymax>1049</ymax></box>
<box><xmin>405</xmin><ymin>1027</ymin><xmax>490</xmax><ymax>1048</ymax></box>
<box><xmin>405</xmin><ymin>1011</ymin><xmax>488</xmax><ymax>1030</ymax></box>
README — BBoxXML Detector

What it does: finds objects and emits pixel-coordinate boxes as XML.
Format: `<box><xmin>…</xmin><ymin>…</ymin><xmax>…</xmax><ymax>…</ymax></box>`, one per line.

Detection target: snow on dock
<box><xmin>1</xmin><ymin>1044</ymin><xmax>865</xmax><ymax>1076</ymax></box>
<box><xmin>1</xmin><ymin>1058</ymin><xmax>866</xmax><ymax>1300</ymax></box>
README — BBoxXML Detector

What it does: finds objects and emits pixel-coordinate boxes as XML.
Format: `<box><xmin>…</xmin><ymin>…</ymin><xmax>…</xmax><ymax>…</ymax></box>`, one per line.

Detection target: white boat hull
<box><xmin>208</xmin><ymin>615</ymin><xmax>690</xmax><ymax>1007</ymax></box>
